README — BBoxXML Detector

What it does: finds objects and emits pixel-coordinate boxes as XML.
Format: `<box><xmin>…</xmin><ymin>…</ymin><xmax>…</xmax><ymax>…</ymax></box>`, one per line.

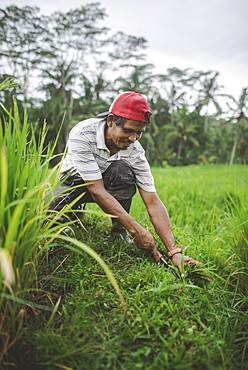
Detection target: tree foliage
<box><xmin>0</xmin><ymin>4</ymin><xmax>247</xmax><ymax>166</ymax></box>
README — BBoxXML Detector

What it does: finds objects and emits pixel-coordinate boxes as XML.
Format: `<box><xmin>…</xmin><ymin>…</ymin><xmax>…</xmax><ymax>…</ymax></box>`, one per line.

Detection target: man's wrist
<box><xmin>128</xmin><ymin>222</ymin><xmax>143</xmax><ymax>239</ymax></box>
<box><xmin>167</xmin><ymin>247</ymin><xmax>182</xmax><ymax>259</ymax></box>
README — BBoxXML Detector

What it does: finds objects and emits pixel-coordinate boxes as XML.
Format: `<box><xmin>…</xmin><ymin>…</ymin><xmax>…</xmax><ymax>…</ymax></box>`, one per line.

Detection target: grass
<box><xmin>0</xmin><ymin>87</ymin><xmax>124</xmax><ymax>369</ymax></box>
<box><xmin>7</xmin><ymin>164</ymin><xmax>248</xmax><ymax>370</ymax></box>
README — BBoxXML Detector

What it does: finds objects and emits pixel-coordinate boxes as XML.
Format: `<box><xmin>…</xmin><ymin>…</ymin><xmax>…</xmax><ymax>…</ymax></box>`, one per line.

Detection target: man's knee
<box><xmin>47</xmin><ymin>176</ymin><xmax>91</xmax><ymax>212</ymax></box>
<box><xmin>103</xmin><ymin>160</ymin><xmax>136</xmax><ymax>200</ymax></box>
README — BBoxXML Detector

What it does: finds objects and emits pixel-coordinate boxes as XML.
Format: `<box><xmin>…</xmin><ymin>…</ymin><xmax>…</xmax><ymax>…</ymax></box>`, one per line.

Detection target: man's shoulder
<box><xmin>132</xmin><ymin>140</ymin><xmax>145</xmax><ymax>156</ymax></box>
<box><xmin>71</xmin><ymin>118</ymin><xmax>100</xmax><ymax>136</ymax></box>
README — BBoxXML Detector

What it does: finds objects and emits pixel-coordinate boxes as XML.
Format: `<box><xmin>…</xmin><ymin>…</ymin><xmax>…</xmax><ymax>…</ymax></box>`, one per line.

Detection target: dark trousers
<box><xmin>47</xmin><ymin>160</ymin><xmax>136</xmax><ymax>222</ymax></box>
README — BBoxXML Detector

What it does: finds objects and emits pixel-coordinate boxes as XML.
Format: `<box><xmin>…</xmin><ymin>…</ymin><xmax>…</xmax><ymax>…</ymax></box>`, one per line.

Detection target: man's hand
<box><xmin>171</xmin><ymin>252</ymin><xmax>203</xmax><ymax>276</ymax></box>
<box><xmin>133</xmin><ymin>227</ymin><xmax>163</xmax><ymax>263</ymax></box>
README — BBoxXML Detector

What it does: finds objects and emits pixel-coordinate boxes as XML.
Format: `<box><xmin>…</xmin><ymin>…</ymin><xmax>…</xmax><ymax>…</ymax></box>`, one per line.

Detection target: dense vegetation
<box><xmin>1</xmin><ymin>4</ymin><xmax>248</xmax><ymax>166</ymax></box>
<box><xmin>0</xmin><ymin>80</ymin><xmax>123</xmax><ymax>368</ymax></box>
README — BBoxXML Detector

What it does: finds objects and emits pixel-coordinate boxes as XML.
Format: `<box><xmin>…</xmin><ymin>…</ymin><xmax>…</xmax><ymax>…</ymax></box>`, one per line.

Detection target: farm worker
<box><xmin>48</xmin><ymin>91</ymin><xmax>201</xmax><ymax>275</ymax></box>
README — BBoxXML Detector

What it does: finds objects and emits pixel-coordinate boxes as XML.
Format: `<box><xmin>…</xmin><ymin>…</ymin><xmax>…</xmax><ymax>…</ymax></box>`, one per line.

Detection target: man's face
<box><xmin>106</xmin><ymin>116</ymin><xmax>147</xmax><ymax>151</ymax></box>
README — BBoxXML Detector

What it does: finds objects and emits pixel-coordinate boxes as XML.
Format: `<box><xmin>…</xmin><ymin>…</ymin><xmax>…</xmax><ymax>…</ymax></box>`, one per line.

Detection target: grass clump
<box><xmin>0</xmin><ymin>82</ymin><xmax>124</xmax><ymax>369</ymax></box>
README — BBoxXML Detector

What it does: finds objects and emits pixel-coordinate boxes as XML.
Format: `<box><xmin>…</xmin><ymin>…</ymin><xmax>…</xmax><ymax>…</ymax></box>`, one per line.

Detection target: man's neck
<box><xmin>105</xmin><ymin>140</ymin><xmax>119</xmax><ymax>156</ymax></box>
<box><xmin>105</xmin><ymin>125</ymin><xmax>119</xmax><ymax>155</ymax></box>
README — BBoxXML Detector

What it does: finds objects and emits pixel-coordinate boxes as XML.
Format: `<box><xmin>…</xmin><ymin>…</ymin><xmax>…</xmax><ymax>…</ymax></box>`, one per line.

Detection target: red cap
<box><xmin>97</xmin><ymin>91</ymin><xmax>152</xmax><ymax>122</ymax></box>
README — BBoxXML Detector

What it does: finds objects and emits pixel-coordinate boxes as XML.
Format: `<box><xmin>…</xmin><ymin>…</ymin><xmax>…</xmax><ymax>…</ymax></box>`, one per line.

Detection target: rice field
<box><xmin>9</xmin><ymin>164</ymin><xmax>246</xmax><ymax>370</ymax></box>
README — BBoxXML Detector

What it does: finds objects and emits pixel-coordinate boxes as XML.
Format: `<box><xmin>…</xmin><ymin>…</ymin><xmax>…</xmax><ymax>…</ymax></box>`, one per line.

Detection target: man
<box><xmin>48</xmin><ymin>91</ymin><xmax>201</xmax><ymax>275</ymax></box>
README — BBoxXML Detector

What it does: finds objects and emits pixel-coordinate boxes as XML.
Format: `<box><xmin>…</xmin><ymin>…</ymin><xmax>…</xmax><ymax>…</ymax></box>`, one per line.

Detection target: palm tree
<box><xmin>165</xmin><ymin>105</ymin><xmax>199</xmax><ymax>164</ymax></box>
<box><xmin>113</xmin><ymin>64</ymin><xmax>155</xmax><ymax>96</ymax></box>
<box><xmin>38</xmin><ymin>61</ymin><xmax>77</xmax><ymax>153</ymax></box>
<box><xmin>142</xmin><ymin>92</ymin><xmax>170</xmax><ymax>166</ymax></box>
<box><xmin>195</xmin><ymin>71</ymin><xmax>229</xmax><ymax>133</ymax></box>
<box><xmin>164</xmin><ymin>83</ymin><xmax>186</xmax><ymax>125</ymax></box>
<box><xmin>157</xmin><ymin>69</ymin><xmax>189</xmax><ymax>125</ymax></box>
<box><xmin>228</xmin><ymin>87</ymin><xmax>248</xmax><ymax>164</ymax></box>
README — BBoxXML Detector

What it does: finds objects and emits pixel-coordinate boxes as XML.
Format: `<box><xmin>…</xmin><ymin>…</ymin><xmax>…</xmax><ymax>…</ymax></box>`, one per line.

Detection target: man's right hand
<box><xmin>133</xmin><ymin>227</ymin><xmax>162</xmax><ymax>263</ymax></box>
<box><xmin>86</xmin><ymin>180</ymin><xmax>162</xmax><ymax>263</ymax></box>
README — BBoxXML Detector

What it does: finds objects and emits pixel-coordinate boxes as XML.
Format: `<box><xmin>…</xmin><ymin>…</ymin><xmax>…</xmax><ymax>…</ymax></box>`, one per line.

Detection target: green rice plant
<box><xmin>0</xmin><ymin>85</ymin><xmax>124</xmax><ymax>366</ymax></box>
<box><xmin>0</xmin><ymin>78</ymin><xmax>19</xmax><ymax>92</ymax></box>
<box><xmin>219</xmin><ymin>192</ymin><xmax>248</xmax><ymax>295</ymax></box>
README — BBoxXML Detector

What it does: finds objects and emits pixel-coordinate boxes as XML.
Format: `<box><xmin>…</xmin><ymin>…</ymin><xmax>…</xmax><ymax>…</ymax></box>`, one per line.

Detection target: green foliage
<box><xmin>0</xmin><ymin>92</ymin><xmax>59</xmax><ymax>362</ymax></box>
<box><xmin>1</xmin><ymin>5</ymin><xmax>248</xmax><ymax>166</ymax></box>
<box><xmin>0</xmin><ymin>87</ymin><xmax>124</xmax><ymax>366</ymax></box>
<box><xmin>7</xmin><ymin>165</ymin><xmax>248</xmax><ymax>370</ymax></box>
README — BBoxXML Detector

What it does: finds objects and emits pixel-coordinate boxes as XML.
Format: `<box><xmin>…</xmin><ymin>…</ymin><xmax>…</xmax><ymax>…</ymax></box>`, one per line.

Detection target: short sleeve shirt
<box><xmin>60</xmin><ymin>118</ymin><xmax>156</xmax><ymax>192</ymax></box>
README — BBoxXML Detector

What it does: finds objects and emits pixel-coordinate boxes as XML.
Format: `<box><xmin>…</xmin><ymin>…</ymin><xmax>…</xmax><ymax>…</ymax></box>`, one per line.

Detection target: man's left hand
<box><xmin>171</xmin><ymin>253</ymin><xmax>203</xmax><ymax>277</ymax></box>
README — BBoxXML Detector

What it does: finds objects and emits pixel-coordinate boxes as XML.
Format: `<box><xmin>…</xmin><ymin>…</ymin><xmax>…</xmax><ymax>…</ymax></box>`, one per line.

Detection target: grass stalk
<box><xmin>0</xmin><ymin>90</ymin><xmax>124</xmax><ymax>365</ymax></box>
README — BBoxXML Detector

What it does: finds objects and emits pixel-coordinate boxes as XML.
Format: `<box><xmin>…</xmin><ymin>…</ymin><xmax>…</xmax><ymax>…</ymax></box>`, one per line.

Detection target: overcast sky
<box><xmin>2</xmin><ymin>0</ymin><xmax>248</xmax><ymax>99</ymax></box>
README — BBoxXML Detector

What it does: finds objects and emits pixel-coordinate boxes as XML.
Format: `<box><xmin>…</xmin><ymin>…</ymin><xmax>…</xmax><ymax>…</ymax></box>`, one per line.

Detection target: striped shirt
<box><xmin>60</xmin><ymin>118</ymin><xmax>156</xmax><ymax>192</ymax></box>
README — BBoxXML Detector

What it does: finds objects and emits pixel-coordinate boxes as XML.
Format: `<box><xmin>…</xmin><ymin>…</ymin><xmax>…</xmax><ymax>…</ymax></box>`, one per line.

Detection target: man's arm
<box><xmin>86</xmin><ymin>179</ymin><xmax>162</xmax><ymax>262</ymax></box>
<box><xmin>138</xmin><ymin>188</ymin><xmax>202</xmax><ymax>274</ymax></box>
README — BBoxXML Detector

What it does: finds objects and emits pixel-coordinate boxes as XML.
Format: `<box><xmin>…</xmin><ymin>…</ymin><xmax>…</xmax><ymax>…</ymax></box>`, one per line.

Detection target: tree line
<box><xmin>0</xmin><ymin>4</ymin><xmax>248</xmax><ymax>165</ymax></box>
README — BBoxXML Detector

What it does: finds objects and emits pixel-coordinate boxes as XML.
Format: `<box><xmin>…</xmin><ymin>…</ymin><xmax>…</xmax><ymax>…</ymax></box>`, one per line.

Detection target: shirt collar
<box><xmin>96</xmin><ymin>119</ymin><xmax>108</xmax><ymax>150</ymax></box>
<box><xmin>96</xmin><ymin>119</ymin><xmax>134</xmax><ymax>156</ymax></box>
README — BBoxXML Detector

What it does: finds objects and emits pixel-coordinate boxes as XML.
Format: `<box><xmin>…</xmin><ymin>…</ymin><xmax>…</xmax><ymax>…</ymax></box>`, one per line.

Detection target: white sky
<box><xmin>2</xmin><ymin>0</ymin><xmax>248</xmax><ymax>100</ymax></box>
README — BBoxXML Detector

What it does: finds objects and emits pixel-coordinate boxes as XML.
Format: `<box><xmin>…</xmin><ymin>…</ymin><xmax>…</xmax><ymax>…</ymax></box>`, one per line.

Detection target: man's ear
<box><xmin>107</xmin><ymin>114</ymin><xmax>114</xmax><ymax>127</ymax></box>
